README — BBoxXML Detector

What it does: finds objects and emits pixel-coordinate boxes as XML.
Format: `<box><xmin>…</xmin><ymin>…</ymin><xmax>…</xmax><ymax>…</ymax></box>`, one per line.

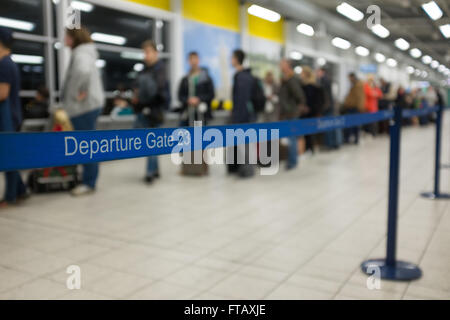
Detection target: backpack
<box><xmin>251</xmin><ymin>76</ymin><xmax>266</xmax><ymax>114</ymax></box>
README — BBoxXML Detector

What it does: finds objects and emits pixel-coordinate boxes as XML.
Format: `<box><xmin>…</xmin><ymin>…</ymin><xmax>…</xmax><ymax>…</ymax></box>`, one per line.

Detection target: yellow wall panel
<box><xmin>247</xmin><ymin>7</ymin><xmax>284</xmax><ymax>44</ymax></box>
<box><xmin>127</xmin><ymin>0</ymin><xmax>171</xmax><ymax>11</ymax></box>
<box><xmin>182</xmin><ymin>0</ymin><xmax>240</xmax><ymax>32</ymax></box>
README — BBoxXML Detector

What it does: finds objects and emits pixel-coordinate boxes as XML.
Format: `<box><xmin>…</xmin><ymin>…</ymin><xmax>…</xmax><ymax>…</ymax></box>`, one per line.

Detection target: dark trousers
<box><xmin>343</xmin><ymin>108</ymin><xmax>360</xmax><ymax>144</ymax></box>
<box><xmin>71</xmin><ymin>109</ymin><xmax>101</xmax><ymax>189</ymax></box>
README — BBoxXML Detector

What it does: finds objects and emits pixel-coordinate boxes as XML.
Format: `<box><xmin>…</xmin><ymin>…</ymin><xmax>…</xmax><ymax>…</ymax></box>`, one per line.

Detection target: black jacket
<box><xmin>232</xmin><ymin>68</ymin><xmax>255</xmax><ymax>124</ymax></box>
<box><xmin>134</xmin><ymin>60</ymin><xmax>170</xmax><ymax>126</ymax></box>
<box><xmin>279</xmin><ymin>75</ymin><xmax>306</xmax><ymax>120</ymax></box>
<box><xmin>178</xmin><ymin>67</ymin><xmax>215</xmax><ymax>122</ymax></box>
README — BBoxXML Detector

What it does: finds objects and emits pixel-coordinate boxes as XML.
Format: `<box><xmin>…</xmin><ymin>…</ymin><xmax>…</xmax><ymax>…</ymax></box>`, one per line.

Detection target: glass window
<box><xmin>11</xmin><ymin>40</ymin><xmax>46</xmax><ymax>91</ymax></box>
<box><xmin>0</xmin><ymin>0</ymin><xmax>44</xmax><ymax>35</ymax></box>
<box><xmin>98</xmin><ymin>50</ymin><xmax>140</xmax><ymax>92</ymax></box>
<box><xmin>81</xmin><ymin>3</ymin><xmax>154</xmax><ymax>49</ymax></box>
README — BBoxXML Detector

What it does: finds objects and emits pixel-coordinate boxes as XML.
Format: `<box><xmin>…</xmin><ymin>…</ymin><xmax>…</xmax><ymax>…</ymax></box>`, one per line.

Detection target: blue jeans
<box><xmin>287</xmin><ymin>136</ymin><xmax>298</xmax><ymax>169</ymax></box>
<box><xmin>71</xmin><ymin>109</ymin><xmax>101</xmax><ymax>189</ymax></box>
<box><xmin>1</xmin><ymin>99</ymin><xmax>26</xmax><ymax>203</ymax></box>
<box><xmin>134</xmin><ymin>114</ymin><xmax>159</xmax><ymax>177</ymax></box>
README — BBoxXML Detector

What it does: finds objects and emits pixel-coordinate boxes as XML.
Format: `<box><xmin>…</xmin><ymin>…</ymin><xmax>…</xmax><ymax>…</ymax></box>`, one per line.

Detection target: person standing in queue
<box><xmin>178</xmin><ymin>51</ymin><xmax>215</xmax><ymax>126</ymax></box>
<box><xmin>228</xmin><ymin>49</ymin><xmax>256</xmax><ymax>178</ymax></box>
<box><xmin>61</xmin><ymin>27</ymin><xmax>105</xmax><ymax>196</ymax></box>
<box><xmin>133</xmin><ymin>40</ymin><xmax>170</xmax><ymax>184</ymax></box>
<box><xmin>342</xmin><ymin>73</ymin><xmax>365</xmax><ymax>144</ymax></box>
<box><xmin>279</xmin><ymin>59</ymin><xmax>306</xmax><ymax>170</ymax></box>
<box><xmin>0</xmin><ymin>27</ymin><xmax>28</xmax><ymax>208</ymax></box>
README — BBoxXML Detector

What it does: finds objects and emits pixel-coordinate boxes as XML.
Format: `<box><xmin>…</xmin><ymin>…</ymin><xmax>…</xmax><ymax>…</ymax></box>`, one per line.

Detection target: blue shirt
<box><xmin>0</xmin><ymin>55</ymin><xmax>22</xmax><ymax>131</ymax></box>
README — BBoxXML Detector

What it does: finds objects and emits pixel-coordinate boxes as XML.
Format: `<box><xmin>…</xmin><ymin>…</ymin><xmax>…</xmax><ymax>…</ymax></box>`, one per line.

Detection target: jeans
<box><xmin>71</xmin><ymin>109</ymin><xmax>101</xmax><ymax>189</ymax></box>
<box><xmin>135</xmin><ymin>114</ymin><xmax>159</xmax><ymax>177</ymax></box>
<box><xmin>1</xmin><ymin>99</ymin><xmax>26</xmax><ymax>203</ymax></box>
<box><xmin>287</xmin><ymin>136</ymin><xmax>298</xmax><ymax>169</ymax></box>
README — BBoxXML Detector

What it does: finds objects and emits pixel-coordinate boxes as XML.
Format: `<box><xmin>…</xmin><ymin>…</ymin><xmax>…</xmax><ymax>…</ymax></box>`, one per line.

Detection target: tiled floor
<box><xmin>1</xmin><ymin>116</ymin><xmax>450</xmax><ymax>300</ymax></box>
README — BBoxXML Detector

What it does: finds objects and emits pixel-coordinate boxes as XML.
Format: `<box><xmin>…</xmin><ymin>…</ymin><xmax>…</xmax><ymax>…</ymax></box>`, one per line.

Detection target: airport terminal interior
<box><xmin>0</xmin><ymin>0</ymin><xmax>450</xmax><ymax>300</ymax></box>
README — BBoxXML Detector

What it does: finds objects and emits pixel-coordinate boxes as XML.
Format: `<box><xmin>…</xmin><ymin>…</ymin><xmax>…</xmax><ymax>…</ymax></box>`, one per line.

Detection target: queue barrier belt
<box><xmin>0</xmin><ymin>107</ymin><xmax>438</xmax><ymax>172</ymax></box>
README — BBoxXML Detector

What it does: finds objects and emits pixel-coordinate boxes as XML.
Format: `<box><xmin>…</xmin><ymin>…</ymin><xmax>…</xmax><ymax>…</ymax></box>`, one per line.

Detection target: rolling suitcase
<box><xmin>181</xmin><ymin>104</ymin><xmax>208</xmax><ymax>176</ymax></box>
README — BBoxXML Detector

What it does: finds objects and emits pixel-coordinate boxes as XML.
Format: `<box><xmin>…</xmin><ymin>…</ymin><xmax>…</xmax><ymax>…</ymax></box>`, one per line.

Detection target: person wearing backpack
<box><xmin>279</xmin><ymin>59</ymin><xmax>306</xmax><ymax>170</ymax></box>
<box><xmin>227</xmin><ymin>49</ymin><xmax>261</xmax><ymax>178</ymax></box>
<box><xmin>133</xmin><ymin>40</ymin><xmax>170</xmax><ymax>184</ymax></box>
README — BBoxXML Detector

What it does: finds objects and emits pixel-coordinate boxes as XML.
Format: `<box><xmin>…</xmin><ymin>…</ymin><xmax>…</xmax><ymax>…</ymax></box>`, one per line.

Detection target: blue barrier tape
<box><xmin>0</xmin><ymin>107</ymin><xmax>436</xmax><ymax>172</ymax></box>
<box><xmin>402</xmin><ymin>106</ymin><xmax>439</xmax><ymax>118</ymax></box>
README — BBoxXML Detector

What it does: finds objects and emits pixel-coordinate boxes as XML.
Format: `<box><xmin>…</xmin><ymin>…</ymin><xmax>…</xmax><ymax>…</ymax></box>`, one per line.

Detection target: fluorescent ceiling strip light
<box><xmin>410</xmin><ymin>48</ymin><xmax>422</xmax><ymax>58</ymax></box>
<box><xmin>370</xmin><ymin>24</ymin><xmax>390</xmax><ymax>38</ymax></box>
<box><xmin>0</xmin><ymin>17</ymin><xmax>35</xmax><ymax>31</ymax></box>
<box><xmin>355</xmin><ymin>46</ymin><xmax>369</xmax><ymax>57</ymax></box>
<box><xmin>422</xmin><ymin>55</ymin><xmax>432</xmax><ymax>64</ymax></box>
<box><xmin>91</xmin><ymin>32</ymin><xmax>126</xmax><ymax>45</ymax></box>
<box><xmin>374</xmin><ymin>53</ymin><xmax>386</xmax><ymax>63</ymax></box>
<box><xmin>395</xmin><ymin>38</ymin><xmax>410</xmax><ymax>51</ymax></box>
<box><xmin>439</xmin><ymin>24</ymin><xmax>450</xmax><ymax>38</ymax></box>
<box><xmin>247</xmin><ymin>5</ymin><xmax>281</xmax><ymax>22</ymax></box>
<box><xmin>120</xmin><ymin>51</ymin><xmax>145</xmax><ymax>60</ymax></box>
<box><xmin>336</xmin><ymin>2</ymin><xmax>364</xmax><ymax>22</ymax></box>
<box><xmin>421</xmin><ymin>1</ymin><xmax>443</xmax><ymax>21</ymax></box>
<box><xmin>331</xmin><ymin>37</ymin><xmax>351</xmax><ymax>50</ymax></box>
<box><xmin>11</xmin><ymin>54</ymin><xmax>43</xmax><ymax>64</ymax></box>
<box><xmin>296</xmin><ymin>23</ymin><xmax>314</xmax><ymax>37</ymax></box>
<box><xmin>70</xmin><ymin>0</ymin><xmax>94</xmax><ymax>12</ymax></box>
<box><xmin>387</xmin><ymin>58</ymin><xmax>397</xmax><ymax>67</ymax></box>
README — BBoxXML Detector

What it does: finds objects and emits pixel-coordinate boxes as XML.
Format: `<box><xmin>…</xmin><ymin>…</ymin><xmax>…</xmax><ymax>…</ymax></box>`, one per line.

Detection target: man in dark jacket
<box><xmin>228</xmin><ymin>49</ymin><xmax>255</xmax><ymax>178</ymax></box>
<box><xmin>279</xmin><ymin>59</ymin><xmax>306</xmax><ymax>170</ymax></box>
<box><xmin>133</xmin><ymin>40</ymin><xmax>170</xmax><ymax>184</ymax></box>
<box><xmin>178</xmin><ymin>51</ymin><xmax>214</xmax><ymax>126</ymax></box>
<box><xmin>0</xmin><ymin>27</ymin><xmax>27</xmax><ymax>208</ymax></box>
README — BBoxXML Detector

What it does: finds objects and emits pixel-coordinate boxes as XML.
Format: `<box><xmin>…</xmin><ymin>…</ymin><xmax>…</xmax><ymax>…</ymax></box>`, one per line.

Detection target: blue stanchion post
<box><xmin>361</xmin><ymin>105</ymin><xmax>422</xmax><ymax>281</ymax></box>
<box><xmin>421</xmin><ymin>105</ymin><xmax>450</xmax><ymax>200</ymax></box>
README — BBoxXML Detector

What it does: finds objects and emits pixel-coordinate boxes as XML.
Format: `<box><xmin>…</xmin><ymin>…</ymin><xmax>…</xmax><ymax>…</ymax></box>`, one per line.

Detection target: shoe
<box><xmin>71</xmin><ymin>184</ymin><xmax>95</xmax><ymax>196</ymax></box>
<box><xmin>17</xmin><ymin>191</ymin><xmax>31</xmax><ymax>203</ymax></box>
<box><xmin>144</xmin><ymin>176</ymin><xmax>154</xmax><ymax>184</ymax></box>
<box><xmin>153</xmin><ymin>172</ymin><xmax>160</xmax><ymax>179</ymax></box>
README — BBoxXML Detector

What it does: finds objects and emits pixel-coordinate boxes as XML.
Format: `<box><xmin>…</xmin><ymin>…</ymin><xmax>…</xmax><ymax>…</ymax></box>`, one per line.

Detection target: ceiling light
<box><xmin>421</xmin><ymin>1</ymin><xmax>443</xmax><ymax>21</ymax></box>
<box><xmin>296</xmin><ymin>23</ymin><xmax>314</xmax><ymax>37</ymax></box>
<box><xmin>439</xmin><ymin>24</ymin><xmax>450</xmax><ymax>38</ymax></box>
<box><xmin>421</xmin><ymin>71</ymin><xmax>428</xmax><ymax>78</ymax></box>
<box><xmin>95</xmin><ymin>59</ymin><xmax>106</xmax><ymax>68</ymax></box>
<box><xmin>431</xmin><ymin>60</ymin><xmax>439</xmax><ymax>68</ymax></box>
<box><xmin>289</xmin><ymin>51</ymin><xmax>303</xmax><ymax>60</ymax></box>
<box><xmin>133</xmin><ymin>63</ymin><xmax>144</xmax><ymax>72</ymax></box>
<box><xmin>91</xmin><ymin>32</ymin><xmax>126</xmax><ymax>45</ymax></box>
<box><xmin>387</xmin><ymin>58</ymin><xmax>397</xmax><ymax>67</ymax></box>
<box><xmin>438</xmin><ymin>65</ymin><xmax>446</xmax><ymax>72</ymax></box>
<box><xmin>415</xmin><ymin>69</ymin><xmax>422</xmax><ymax>76</ymax></box>
<box><xmin>410</xmin><ymin>48</ymin><xmax>422</xmax><ymax>58</ymax></box>
<box><xmin>120</xmin><ymin>51</ymin><xmax>145</xmax><ymax>60</ymax></box>
<box><xmin>0</xmin><ymin>17</ymin><xmax>35</xmax><ymax>31</ymax></box>
<box><xmin>374</xmin><ymin>53</ymin><xmax>386</xmax><ymax>63</ymax></box>
<box><xmin>395</xmin><ymin>38</ymin><xmax>410</xmax><ymax>51</ymax></box>
<box><xmin>332</xmin><ymin>37</ymin><xmax>351</xmax><ymax>50</ymax></box>
<box><xmin>11</xmin><ymin>54</ymin><xmax>43</xmax><ymax>64</ymax></box>
<box><xmin>70</xmin><ymin>1</ymin><xmax>94</xmax><ymax>12</ymax></box>
<box><xmin>370</xmin><ymin>24</ymin><xmax>390</xmax><ymax>38</ymax></box>
<box><xmin>336</xmin><ymin>2</ymin><xmax>364</xmax><ymax>22</ymax></box>
<box><xmin>294</xmin><ymin>66</ymin><xmax>303</xmax><ymax>74</ymax></box>
<box><xmin>317</xmin><ymin>57</ymin><xmax>327</xmax><ymax>66</ymax></box>
<box><xmin>247</xmin><ymin>4</ymin><xmax>281</xmax><ymax>22</ymax></box>
<box><xmin>406</xmin><ymin>66</ymin><xmax>415</xmax><ymax>74</ymax></box>
<box><xmin>355</xmin><ymin>46</ymin><xmax>370</xmax><ymax>57</ymax></box>
<box><xmin>422</xmin><ymin>55</ymin><xmax>432</xmax><ymax>64</ymax></box>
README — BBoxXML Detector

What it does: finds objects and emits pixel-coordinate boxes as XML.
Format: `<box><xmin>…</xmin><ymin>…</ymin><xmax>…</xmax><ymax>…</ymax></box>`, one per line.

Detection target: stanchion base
<box><xmin>421</xmin><ymin>192</ymin><xmax>450</xmax><ymax>200</ymax></box>
<box><xmin>361</xmin><ymin>259</ymin><xmax>422</xmax><ymax>281</ymax></box>
<box><xmin>441</xmin><ymin>164</ymin><xmax>450</xmax><ymax>169</ymax></box>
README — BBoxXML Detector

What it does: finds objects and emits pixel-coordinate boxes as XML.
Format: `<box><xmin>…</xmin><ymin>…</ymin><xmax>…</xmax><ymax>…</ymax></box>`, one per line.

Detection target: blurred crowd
<box><xmin>0</xmin><ymin>25</ymin><xmax>448</xmax><ymax>207</ymax></box>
